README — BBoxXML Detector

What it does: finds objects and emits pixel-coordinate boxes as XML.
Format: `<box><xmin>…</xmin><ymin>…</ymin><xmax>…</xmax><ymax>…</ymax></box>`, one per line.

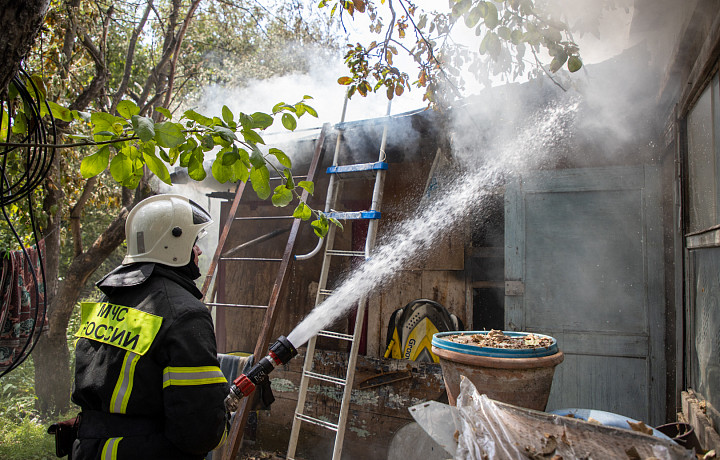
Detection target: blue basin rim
<box><xmin>432</xmin><ymin>331</ymin><xmax>558</xmax><ymax>358</ymax></box>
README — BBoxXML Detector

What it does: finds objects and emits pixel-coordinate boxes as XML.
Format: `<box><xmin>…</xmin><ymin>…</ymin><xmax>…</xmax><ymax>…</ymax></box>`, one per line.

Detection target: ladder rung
<box><xmin>318</xmin><ymin>289</ymin><xmax>334</xmax><ymax>297</ymax></box>
<box><xmin>317</xmin><ymin>330</ymin><xmax>354</xmax><ymax>341</ymax></box>
<box><xmin>205</xmin><ymin>302</ymin><xmax>269</xmax><ymax>309</ymax></box>
<box><xmin>294</xmin><ymin>413</ymin><xmax>339</xmax><ymax>432</ymax></box>
<box><xmin>304</xmin><ymin>370</ymin><xmax>347</xmax><ymax>386</ymax></box>
<box><xmin>326</xmin><ymin>211</ymin><xmax>381</xmax><ymax>220</ymax></box>
<box><xmin>326</xmin><ymin>161</ymin><xmax>388</xmax><ymax>176</ymax></box>
<box><xmin>220</xmin><ymin>257</ymin><xmax>282</xmax><ymax>262</ymax></box>
<box><xmin>326</xmin><ymin>249</ymin><xmax>365</xmax><ymax>257</ymax></box>
<box><xmin>270</xmin><ymin>175</ymin><xmax>308</xmax><ymax>180</ymax></box>
<box><xmin>234</xmin><ymin>216</ymin><xmax>296</xmax><ymax>221</ymax></box>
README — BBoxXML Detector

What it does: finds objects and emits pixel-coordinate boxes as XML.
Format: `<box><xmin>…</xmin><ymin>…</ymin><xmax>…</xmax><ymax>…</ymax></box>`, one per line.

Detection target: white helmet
<box><xmin>123</xmin><ymin>194</ymin><xmax>213</xmax><ymax>267</ymax></box>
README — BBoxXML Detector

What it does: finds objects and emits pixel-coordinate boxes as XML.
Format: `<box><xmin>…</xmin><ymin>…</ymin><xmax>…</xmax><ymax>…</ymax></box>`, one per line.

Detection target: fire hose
<box><xmin>224</xmin><ymin>335</ymin><xmax>298</xmax><ymax>412</ymax></box>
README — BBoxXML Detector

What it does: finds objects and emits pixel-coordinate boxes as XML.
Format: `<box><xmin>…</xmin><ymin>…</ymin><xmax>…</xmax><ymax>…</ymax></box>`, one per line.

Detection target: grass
<box><xmin>0</xmin><ymin>359</ymin><xmax>58</xmax><ymax>460</ymax></box>
<box><xmin>0</xmin><ymin>304</ymin><xmax>83</xmax><ymax>460</ymax></box>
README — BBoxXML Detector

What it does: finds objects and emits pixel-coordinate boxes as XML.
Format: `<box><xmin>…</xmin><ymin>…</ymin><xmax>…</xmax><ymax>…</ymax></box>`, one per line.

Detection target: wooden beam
<box><xmin>678</xmin><ymin>8</ymin><xmax>720</xmax><ymax>117</ymax></box>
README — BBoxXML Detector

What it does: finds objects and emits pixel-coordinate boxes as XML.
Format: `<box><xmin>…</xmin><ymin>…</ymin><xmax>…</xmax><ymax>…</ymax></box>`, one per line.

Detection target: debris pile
<box><xmin>448</xmin><ymin>330</ymin><xmax>553</xmax><ymax>349</ymax></box>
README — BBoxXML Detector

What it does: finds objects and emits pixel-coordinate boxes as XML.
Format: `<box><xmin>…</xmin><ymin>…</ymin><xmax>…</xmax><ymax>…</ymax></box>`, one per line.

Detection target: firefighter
<box><xmin>71</xmin><ymin>194</ymin><xmax>227</xmax><ymax>460</ymax></box>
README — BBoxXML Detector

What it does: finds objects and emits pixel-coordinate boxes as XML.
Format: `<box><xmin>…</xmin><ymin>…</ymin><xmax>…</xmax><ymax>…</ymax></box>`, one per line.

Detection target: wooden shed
<box><xmin>199</xmin><ymin>0</ymin><xmax>720</xmax><ymax>456</ymax></box>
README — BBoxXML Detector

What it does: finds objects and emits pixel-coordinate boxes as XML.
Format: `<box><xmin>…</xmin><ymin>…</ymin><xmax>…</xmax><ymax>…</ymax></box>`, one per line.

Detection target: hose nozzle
<box><xmin>224</xmin><ymin>335</ymin><xmax>297</xmax><ymax>412</ymax></box>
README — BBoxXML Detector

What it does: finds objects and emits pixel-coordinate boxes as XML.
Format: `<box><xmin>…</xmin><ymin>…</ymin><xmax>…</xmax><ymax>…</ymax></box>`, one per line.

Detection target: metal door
<box><xmin>505</xmin><ymin>165</ymin><xmax>665</xmax><ymax>424</ymax></box>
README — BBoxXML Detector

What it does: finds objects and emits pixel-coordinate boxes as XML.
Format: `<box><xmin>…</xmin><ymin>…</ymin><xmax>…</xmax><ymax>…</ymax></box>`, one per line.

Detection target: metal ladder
<box><xmin>286</xmin><ymin>98</ymin><xmax>392</xmax><ymax>460</ymax></box>
<box><xmin>200</xmin><ymin>123</ymin><xmax>330</xmax><ymax>460</ymax></box>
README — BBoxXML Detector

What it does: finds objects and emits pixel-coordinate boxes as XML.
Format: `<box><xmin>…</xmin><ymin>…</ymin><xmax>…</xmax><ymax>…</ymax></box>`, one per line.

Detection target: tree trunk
<box><xmin>32</xmin><ymin>331</ymin><xmax>71</xmax><ymax>416</ymax></box>
<box><xmin>0</xmin><ymin>0</ymin><xmax>49</xmax><ymax>95</ymax></box>
<box><xmin>34</xmin><ymin>187</ymin><xmax>130</xmax><ymax>415</ymax></box>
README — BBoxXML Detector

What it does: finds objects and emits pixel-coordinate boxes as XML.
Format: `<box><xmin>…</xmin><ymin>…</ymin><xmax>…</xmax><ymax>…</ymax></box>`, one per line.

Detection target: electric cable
<box><xmin>0</xmin><ymin>68</ymin><xmax>54</xmax><ymax>379</ymax></box>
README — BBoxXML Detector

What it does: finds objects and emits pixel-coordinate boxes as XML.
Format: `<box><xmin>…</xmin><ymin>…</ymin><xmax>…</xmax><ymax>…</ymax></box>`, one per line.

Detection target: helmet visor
<box><xmin>189</xmin><ymin>199</ymin><xmax>212</xmax><ymax>225</ymax></box>
<box><xmin>196</xmin><ymin>228</ymin><xmax>208</xmax><ymax>241</ymax></box>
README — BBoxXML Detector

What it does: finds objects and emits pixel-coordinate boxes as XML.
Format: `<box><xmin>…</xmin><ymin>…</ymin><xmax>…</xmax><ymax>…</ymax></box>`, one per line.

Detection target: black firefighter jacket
<box><xmin>72</xmin><ymin>263</ymin><xmax>228</xmax><ymax>460</ymax></box>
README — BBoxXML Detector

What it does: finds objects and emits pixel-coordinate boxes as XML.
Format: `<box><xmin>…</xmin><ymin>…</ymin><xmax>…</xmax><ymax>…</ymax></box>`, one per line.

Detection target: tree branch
<box><xmin>59</xmin><ymin>0</ymin><xmax>82</xmax><ymax>80</ymax></box>
<box><xmin>69</xmin><ymin>6</ymin><xmax>113</xmax><ymax>112</ymax></box>
<box><xmin>161</xmin><ymin>0</ymin><xmax>202</xmax><ymax>114</ymax></box>
<box><xmin>110</xmin><ymin>0</ymin><xmax>153</xmax><ymax>113</ymax></box>
<box><xmin>70</xmin><ymin>176</ymin><xmax>97</xmax><ymax>257</ymax></box>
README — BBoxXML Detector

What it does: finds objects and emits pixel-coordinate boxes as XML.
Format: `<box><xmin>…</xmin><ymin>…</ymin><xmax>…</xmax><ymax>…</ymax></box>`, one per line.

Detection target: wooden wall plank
<box><xmin>420</xmin><ymin>270</ymin><xmax>467</xmax><ymax>325</ymax></box>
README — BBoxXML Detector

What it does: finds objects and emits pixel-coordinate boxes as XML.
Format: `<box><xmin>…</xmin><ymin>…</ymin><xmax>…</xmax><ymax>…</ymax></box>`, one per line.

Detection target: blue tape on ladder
<box><xmin>326</xmin><ymin>211</ymin><xmax>381</xmax><ymax>220</ymax></box>
<box><xmin>326</xmin><ymin>161</ymin><xmax>388</xmax><ymax>175</ymax></box>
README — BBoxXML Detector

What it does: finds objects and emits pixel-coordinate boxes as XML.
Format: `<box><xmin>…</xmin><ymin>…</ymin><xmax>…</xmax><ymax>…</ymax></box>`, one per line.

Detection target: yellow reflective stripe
<box><xmin>213</xmin><ymin>425</ymin><xmax>228</xmax><ymax>450</ymax></box>
<box><xmin>101</xmin><ymin>437</ymin><xmax>122</xmax><ymax>460</ymax></box>
<box><xmin>162</xmin><ymin>366</ymin><xmax>226</xmax><ymax>388</ymax></box>
<box><xmin>110</xmin><ymin>352</ymin><xmax>140</xmax><ymax>413</ymax></box>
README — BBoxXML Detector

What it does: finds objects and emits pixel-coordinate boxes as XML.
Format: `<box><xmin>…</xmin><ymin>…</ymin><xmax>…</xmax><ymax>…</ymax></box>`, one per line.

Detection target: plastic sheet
<box><xmin>454</xmin><ymin>376</ymin><xmax>694</xmax><ymax>460</ymax></box>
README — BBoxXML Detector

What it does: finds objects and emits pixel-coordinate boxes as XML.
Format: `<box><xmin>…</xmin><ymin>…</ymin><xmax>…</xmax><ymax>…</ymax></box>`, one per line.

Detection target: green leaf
<box><xmin>484</xmin><ymin>2</ymin><xmax>499</xmax><ymax>29</ymax></box>
<box><xmin>549</xmin><ymin>52</ymin><xmax>568</xmax><ymax>72</ymax></box>
<box><xmin>250</xmin><ymin>147</ymin><xmax>265</xmax><ymax>169</ymax></box>
<box><xmin>117</xmin><ymin>100</ymin><xmax>140</xmax><ymax>119</ymax></box>
<box><xmin>120</xmin><ymin>142</ymin><xmax>142</xmax><ymax>160</ymax></box>
<box><xmin>212</xmin><ymin>156</ymin><xmax>233</xmax><ymax>183</ymax></box>
<box><xmin>93</xmin><ymin>131</ymin><xmax>114</xmax><ymax>142</ymax></box>
<box><xmin>298</xmin><ymin>181</ymin><xmax>314</xmax><ymax>195</ymax></box>
<box><xmin>302</xmin><ymin>104</ymin><xmax>318</xmax><ymax>118</ymax></box>
<box><xmin>1</xmin><ymin>109</ymin><xmax>11</xmax><ymax>138</ymax></box>
<box><xmin>182</xmin><ymin>109</ymin><xmax>213</xmax><ymax>126</ymax></box>
<box><xmin>222</xmin><ymin>105</ymin><xmax>234</xmax><ymax>124</ymax></box>
<box><xmin>272</xmin><ymin>102</ymin><xmax>295</xmax><ymax>114</ymax></box>
<box><xmin>269</xmin><ymin>148</ymin><xmax>292</xmax><ymax>168</ymax></box>
<box><xmin>465</xmin><ymin>6</ymin><xmax>483</xmax><ymax>28</ymax></box>
<box><xmin>143</xmin><ymin>150</ymin><xmax>171</xmax><ymax>185</ymax></box>
<box><xmin>481</xmin><ymin>32</ymin><xmax>501</xmax><ymax>58</ymax></box>
<box><xmin>232</xmin><ymin>159</ymin><xmax>250</xmax><ymax>183</ymax></box>
<box><xmin>155</xmin><ymin>107</ymin><xmax>172</xmax><ymax>119</ymax></box>
<box><xmin>281</xmin><ymin>113</ymin><xmax>297</xmax><ymax>131</ymax></box>
<box><xmin>92</xmin><ymin>112</ymin><xmax>123</xmax><ymax>133</ymax></box>
<box><xmin>250</xmin><ymin>112</ymin><xmax>274</xmax><ymax>129</ymax></box>
<box><xmin>168</xmin><ymin>146</ymin><xmax>180</xmax><ymax>164</ymax></box>
<box><xmin>237</xmin><ymin>148</ymin><xmax>251</xmax><ymax>168</ymax></box>
<box><xmin>220</xmin><ymin>147</ymin><xmax>239</xmax><ymax>166</ymax></box>
<box><xmin>451</xmin><ymin>0</ymin><xmax>472</xmax><ymax>18</ymax></box>
<box><xmin>329</xmin><ymin>217</ymin><xmax>344</xmax><ymax>231</ymax></box>
<box><xmin>158</xmin><ymin>147</ymin><xmax>171</xmax><ymax>163</ymax></box>
<box><xmin>250</xmin><ymin>165</ymin><xmax>271</xmax><ymax>199</ymax></box>
<box><xmin>311</xmin><ymin>216</ymin><xmax>329</xmax><ymax>238</ymax></box>
<box><xmin>109</xmin><ymin>152</ymin><xmax>133</xmax><ymax>183</ymax></box>
<box><xmin>201</xmin><ymin>134</ymin><xmax>215</xmax><ymax>150</ymax></box>
<box><xmin>188</xmin><ymin>150</ymin><xmax>207</xmax><ymax>181</ymax></box>
<box><xmin>213</xmin><ymin>126</ymin><xmax>237</xmax><ymax>143</ymax></box>
<box><xmin>154</xmin><ymin>122</ymin><xmax>185</xmax><ymax>148</ymax></box>
<box><xmin>242</xmin><ymin>129</ymin><xmax>265</xmax><ymax>145</ymax></box>
<box><xmin>47</xmin><ymin>101</ymin><xmax>72</xmax><ymax>122</ymax></box>
<box><xmin>121</xmin><ymin>143</ymin><xmax>141</xmax><ymax>160</ymax></box>
<box><xmin>238</xmin><ymin>113</ymin><xmax>254</xmax><ymax>129</ymax></box>
<box><xmin>292</xmin><ymin>202</ymin><xmax>312</xmax><ymax>221</ymax></box>
<box><xmin>417</xmin><ymin>14</ymin><xmax>427</xmax><ymax>29</ymax></box>
<box><xmin>80</xmin><ymin>146</ymin><xmax>110</xmax><ymax>178</ymax></box>
<box><xmin>271</xmin><ymin>185</ymin><xmax>293</xmax><ymax>207</ymax></box>
<box><xmin>131</xmin><ymin>115</ymin><xmax>155</xmax><ymax>142</ymax></box>
<box><xmin>284</xmin><ymin>169</ymin><xmax>295</xmax><ymax>189</ymax></box>
<box><xmin>11</xmin><ymin>112</ymin><xmax>27</xmax><ymax>134</ymax></box>
<box><xmin>567</xmin><ymin>55</ymin><xmax>583</xmax><ymax>72</ymax></box>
